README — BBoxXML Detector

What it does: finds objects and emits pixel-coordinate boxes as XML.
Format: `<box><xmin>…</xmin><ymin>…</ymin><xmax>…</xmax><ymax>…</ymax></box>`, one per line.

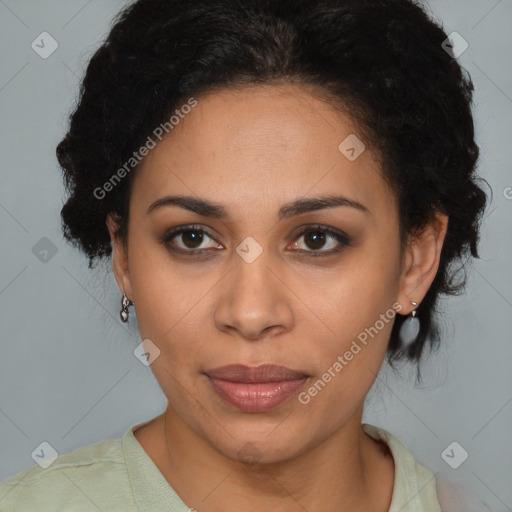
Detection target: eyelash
<box><xmin>160</xmin><ymin>224</ymin><xmax>352</xmax><ymax>258</ymax></box>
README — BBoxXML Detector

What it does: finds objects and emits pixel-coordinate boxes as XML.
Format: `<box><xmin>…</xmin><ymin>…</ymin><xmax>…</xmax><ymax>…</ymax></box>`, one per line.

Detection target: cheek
<box><xmin>126</xmin><ymin>234</ymin><xmax>197</xmax><ymax>335</ymax></box>
<box><xmin>128</xmin><ymin>250</ymin><xmax>215</xmax><ymax>382</ymax></box>
<box><xmin>295</xmin><ymin>246</ymin><xmax>401</xmax><ymax>406</ymax></box>
<box><xmin>297</xmin><ymin>294</ymin><xmax>398</xmax><ymax>429</ymax></box>
<box><xmin>302</xmin><ymin>241</ymin><xmax>400</xmax><ymax>343</ymax></box>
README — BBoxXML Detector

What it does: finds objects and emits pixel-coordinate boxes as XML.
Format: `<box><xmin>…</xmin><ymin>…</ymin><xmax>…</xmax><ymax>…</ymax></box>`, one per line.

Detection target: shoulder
<box><xmin>436</xmin><ymin>475</ymin><xmax>499</xmax><ymax>512</ymax></box>
<box><xmin>362</xmin><ymin>424</ymin><xmax>499</xmax><ymax>512</ymax></box>
<box><xmin>363</xmin><ymin>423</ymin><xmax>442</xmax><ymax>511</ymax></box>
<box><xmin>0</xmin><ymin>433</ymin><xmax>136</xmax><ymax>512</ymax></box>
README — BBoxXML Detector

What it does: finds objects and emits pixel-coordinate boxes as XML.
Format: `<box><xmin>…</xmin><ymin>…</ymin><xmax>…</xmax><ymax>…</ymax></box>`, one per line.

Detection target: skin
<box><xmin>107</xmin><ymin>83</ymin><xmax>448</xmax><ymax>512</ymax></box>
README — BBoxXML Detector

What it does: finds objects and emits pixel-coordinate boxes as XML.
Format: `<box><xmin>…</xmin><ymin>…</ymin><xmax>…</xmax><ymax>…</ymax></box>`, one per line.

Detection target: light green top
<box><xmin>0</xmin><ymin>422</ymin><xmax>442</xmax><ymax>511</ymax></box>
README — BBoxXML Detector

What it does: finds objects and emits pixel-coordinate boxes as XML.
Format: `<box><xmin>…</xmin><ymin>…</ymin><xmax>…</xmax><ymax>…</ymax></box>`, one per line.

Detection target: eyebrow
<box><xmin>146</xmin><ymin>194</ymin><xmax>370</xmax><ymax>220</ymax></box>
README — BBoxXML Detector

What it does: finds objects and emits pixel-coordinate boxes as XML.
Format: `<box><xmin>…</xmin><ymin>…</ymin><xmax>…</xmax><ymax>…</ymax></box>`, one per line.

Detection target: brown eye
<box><xmin>290</xmin><ymin>225</ymin><xmax>351</xmax><ymax>256</ymax></box>
<box><xmin>162</xmin><ymin>225</ymin><xmax>221</xmax><ymax>253</ymax></box>
<box><xmin>181</xmin><ymin>230</ymin><xmax>204</xmax><ymax>249</ymax></box>
<box><xmin>303</xmin><ymin>231</ymin><xmax>327</xmax><ymax>250</ymax></box>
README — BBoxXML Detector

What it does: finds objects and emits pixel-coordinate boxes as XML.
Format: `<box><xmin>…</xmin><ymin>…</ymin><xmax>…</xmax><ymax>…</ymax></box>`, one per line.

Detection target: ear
<box><xmin>397</xmin><ymin>212</ymin><xmax>449</xmax><ymax>314</ymax></box>
<box><xmin>106</xmin><ymin>213</ymin><xmax>134</xmax><ymax>299</ymax></box>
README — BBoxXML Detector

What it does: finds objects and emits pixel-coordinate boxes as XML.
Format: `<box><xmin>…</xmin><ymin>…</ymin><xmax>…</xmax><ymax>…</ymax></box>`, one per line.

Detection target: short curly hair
<box><xmin>56</xmin><ymin>0</ymin><xmax>489</xmax><ymax>374</ymax></box>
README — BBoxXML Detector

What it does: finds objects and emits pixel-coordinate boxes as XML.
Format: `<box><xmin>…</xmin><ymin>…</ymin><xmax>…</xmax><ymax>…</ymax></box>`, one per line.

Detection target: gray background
<box><xmin>0</xmin><ymin>0</ymin><xmax>511</xmax><ymax>509</ymax></box>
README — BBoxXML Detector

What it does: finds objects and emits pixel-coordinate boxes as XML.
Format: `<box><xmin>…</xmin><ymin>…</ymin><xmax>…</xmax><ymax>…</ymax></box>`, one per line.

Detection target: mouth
<box><xmin>204</xmin><ymin>364</ymin><xmax>309</xmax><ymax>412</ymax></box>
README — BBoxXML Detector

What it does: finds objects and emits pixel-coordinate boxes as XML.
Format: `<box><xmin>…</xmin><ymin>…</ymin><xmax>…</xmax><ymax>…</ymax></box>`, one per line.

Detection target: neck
<box><xmin>148</xmin><ymin>407</ymin><xmax>394</xmax><ymax>512</ymax></box>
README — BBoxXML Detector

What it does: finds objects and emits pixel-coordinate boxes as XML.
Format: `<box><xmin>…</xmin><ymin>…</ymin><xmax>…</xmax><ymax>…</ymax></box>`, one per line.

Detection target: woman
<box><xmin>0</xmin><ymin>0</ymin><xmax>489</xmax><ymax>510</ymax></box>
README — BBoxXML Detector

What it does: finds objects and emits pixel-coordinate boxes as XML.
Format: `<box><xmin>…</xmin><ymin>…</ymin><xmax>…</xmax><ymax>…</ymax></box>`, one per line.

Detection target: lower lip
<box><xmin>207</xmin><ymin>376</ymin><xmax>308</xmax><ymax>412</ymax></box>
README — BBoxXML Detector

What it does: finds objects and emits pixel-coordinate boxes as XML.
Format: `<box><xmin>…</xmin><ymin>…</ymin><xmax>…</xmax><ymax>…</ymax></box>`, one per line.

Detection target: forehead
<box><xmin>131</xmin><ymin>83</ymin><xmax>394</xmax><ymax>220</ymax></box>
<box><xmin>165</xmin><ymin>83</ymin><xmax>364</xmax><ymax>164</ymax></box>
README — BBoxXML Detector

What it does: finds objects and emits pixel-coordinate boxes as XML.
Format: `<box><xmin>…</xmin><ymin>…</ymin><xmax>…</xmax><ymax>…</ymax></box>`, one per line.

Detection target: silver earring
<box><xmin>120</xmin><ymin>293</ymin><xmax>134</xmax><ymax>323</ymax></box>
<box><xmin>399</xmin><ymin>301</ymin><xmax>420</xmax><ymax>348</ymax></box>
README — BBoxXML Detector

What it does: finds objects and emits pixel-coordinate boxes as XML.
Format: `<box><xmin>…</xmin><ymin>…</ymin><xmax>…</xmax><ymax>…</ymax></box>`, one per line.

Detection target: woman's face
<box><xmin>109</xmin><ymin>83</ymin><xmax>431</xmax><ymax>463</ymax></box>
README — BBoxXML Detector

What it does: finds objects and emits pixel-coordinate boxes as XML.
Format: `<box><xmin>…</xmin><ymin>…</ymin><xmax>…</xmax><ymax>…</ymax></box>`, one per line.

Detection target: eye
<box><xmin>161</xmin><ymin>225</ymin><xmax>222</xmax><ymax>253</ymax></box>
<box><xmin>288</xmin><ymin>225</ymin><xmax>351</xmax><ymax>256</ymax></box>
<box><xmin>161</xmin><ymin>223</ymin><xmax>351</xmax><ymax>257</ymax></box>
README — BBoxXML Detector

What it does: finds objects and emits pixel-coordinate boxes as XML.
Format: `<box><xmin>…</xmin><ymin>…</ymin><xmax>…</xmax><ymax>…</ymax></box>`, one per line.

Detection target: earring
<box><xmin>120</xmin><ymin>293</ymin><xmax>134</xmax><ymax>323</ymax></box>
<box><xmin>399</xmin><ymin>301</ymin><xmax>420</xmax><ymax>348</ymax></box>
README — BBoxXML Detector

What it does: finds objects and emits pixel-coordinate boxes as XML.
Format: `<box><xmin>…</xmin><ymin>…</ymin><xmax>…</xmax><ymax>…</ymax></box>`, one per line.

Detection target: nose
<box><xmin>214</xmin><ymin>251</ymin><xmax>294</xmax><ymax>341</ymax></box>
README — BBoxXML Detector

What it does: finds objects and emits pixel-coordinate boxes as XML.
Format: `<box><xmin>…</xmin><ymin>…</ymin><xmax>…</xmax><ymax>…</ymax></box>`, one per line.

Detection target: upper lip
<box><xmin>205</xmin><ymin>364</ymin><xmax>309</xmax><ymax>383</ymax></box>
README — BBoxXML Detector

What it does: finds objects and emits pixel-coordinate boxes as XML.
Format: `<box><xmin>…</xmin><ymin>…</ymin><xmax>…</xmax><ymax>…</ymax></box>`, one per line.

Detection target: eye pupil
<box><xmin>182</xmin><ymin>230</ymin><xmax>203</xmax><ymax>248</ymax></box>
<box><xmin>305</xmin><ymin>231</ymin><xmax>326</xmax><ymax>250</ymax></box>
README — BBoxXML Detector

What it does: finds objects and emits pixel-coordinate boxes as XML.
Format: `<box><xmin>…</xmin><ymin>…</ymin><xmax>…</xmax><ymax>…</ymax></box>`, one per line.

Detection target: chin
<box><xmin>209</xmin><ymin>426</ymin><xmax>312</xmax><ymax>467</ymax></box>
